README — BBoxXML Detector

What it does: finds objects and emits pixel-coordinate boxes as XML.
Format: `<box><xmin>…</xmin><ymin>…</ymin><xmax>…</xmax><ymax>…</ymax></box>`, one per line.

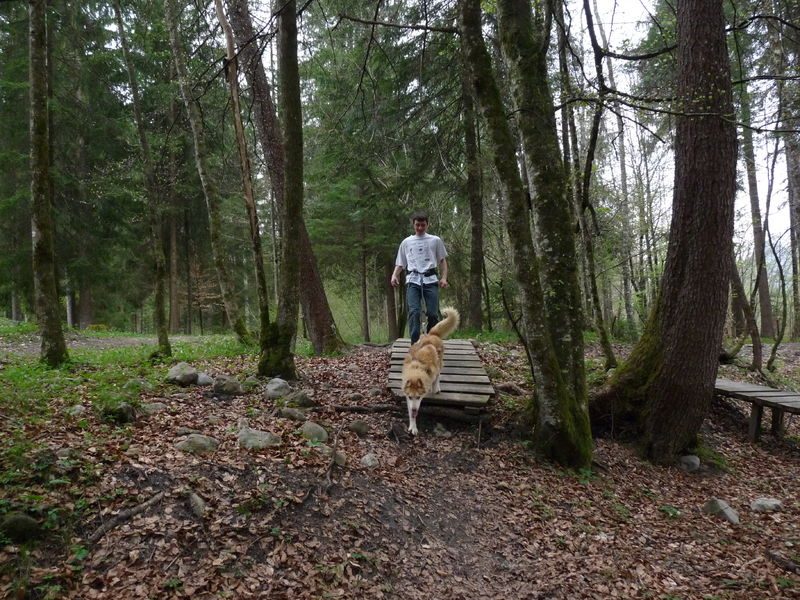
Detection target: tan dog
<box><xmin>401</xmin><ymin>307</ymin><xmax>460</xmax><ymax>435</ymax></box>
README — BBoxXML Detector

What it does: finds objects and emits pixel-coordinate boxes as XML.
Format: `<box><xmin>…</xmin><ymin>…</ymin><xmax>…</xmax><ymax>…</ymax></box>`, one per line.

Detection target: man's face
<box><xmin>413</xmin><ymin>219</ymin><xmax>428</xmax><ymax>235</ymax></box>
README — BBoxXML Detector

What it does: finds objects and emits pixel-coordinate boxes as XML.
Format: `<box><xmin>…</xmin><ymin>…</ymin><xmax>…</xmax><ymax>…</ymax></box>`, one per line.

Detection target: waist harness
<box><xmin>410</xmin><ymin>268</ymin><xmax>438</xmax><ymax>277</ymax></box>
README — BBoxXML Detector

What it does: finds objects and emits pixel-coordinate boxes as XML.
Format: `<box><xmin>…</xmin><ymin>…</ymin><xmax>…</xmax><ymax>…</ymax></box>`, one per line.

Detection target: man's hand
<box><xmin>391</xmin><ymin>275</ymin><xmax>400</xmax><ymax>287</ymax></box>
<box><xmin>439</xmin><ymin>278</ymin><xmax>449</xmax><ymax>288</ymax></box>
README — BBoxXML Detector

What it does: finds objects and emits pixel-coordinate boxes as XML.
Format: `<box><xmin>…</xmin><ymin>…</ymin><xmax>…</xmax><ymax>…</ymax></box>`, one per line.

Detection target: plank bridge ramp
<box><xmin>388</xmin><ymin>339</ymin><xmax>494</xmax><ymax>413</ymax></box>
<box><xmin>715</xmin><ymin>378</ymin><xmax>800</xmax><ymax>441</ymax></box>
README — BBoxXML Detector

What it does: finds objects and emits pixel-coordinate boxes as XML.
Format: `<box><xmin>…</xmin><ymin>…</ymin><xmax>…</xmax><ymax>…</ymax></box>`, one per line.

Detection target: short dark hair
<box><xmin>410</xmin><ymin>210</ymin><xmax>428</xmax><ymax>223</ymax></box>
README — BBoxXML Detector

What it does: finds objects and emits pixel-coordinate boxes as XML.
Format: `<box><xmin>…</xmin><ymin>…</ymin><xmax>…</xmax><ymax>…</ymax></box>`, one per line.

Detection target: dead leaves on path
<box><xmin>2</xmin><ymin>343</ymin><xmax>800</xmax><ymax>598</ymax></box>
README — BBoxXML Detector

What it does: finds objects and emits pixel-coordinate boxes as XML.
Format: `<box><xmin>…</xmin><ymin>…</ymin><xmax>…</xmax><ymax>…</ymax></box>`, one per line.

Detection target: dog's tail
<box><xmin>428</xmin><ymin>307</ymin><xmax>460</xmax><ymax>339</ymax></box>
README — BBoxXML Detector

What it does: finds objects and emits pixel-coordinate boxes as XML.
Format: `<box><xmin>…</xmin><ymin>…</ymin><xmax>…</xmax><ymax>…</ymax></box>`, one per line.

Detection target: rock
<box><xmin>346</xmin><ymin>392</ymin><xmax>365</xmax><ymax>402</ymax></box>
<box><xmin>104</xmin><ymin>402</ymin><xmax>136</xmax><ymax>425</ymax></box>
<box><xmin>237</xmin><ymin>417</ymin><xmax>250</xmax><ymax>430</ymax></box>
<box><xmin>361</xmin><ymin>453</ymin><xmax>379</xmax><ymax>469</ymax></box>
<box><xmin>751</xmin><ymin>497</ymin><xmax>783</xmax><ymax>512</ymax></box>
<box><xmin>495</xmin><ymin>381</ymin><xmax>525</xmax><ymax>396</ymax></box>
<box><xmin>1</xmin><ymin>512</ymin><xmax>41</xmax><ymax>543</ymax></box>
<box><xmin>301</xmin><ymin>421</ymin><xmax>329</xmax><ymax>443</ymax></box>
<box><xmin>702</xmin><ymin>498</ymin><xmax>739</xmax><ymax>524</ymax></box>
<box><xmin>175</xmin><ymin>434</ymin><xmax>219</xmax><ymax>454</ymax></box>
<box><xmin>278</xmin><ymin>407</ymin><xmax>307</xmax><ymax>422</ymax></box>
<box><xmin>123</xmin><ymin>378</ymin><xmax>154</xmax><ymax>394</ymax></box>
<box><xmin>282</xmin><ymin>390</ymin><xmax>316</xmax><ymax>408</ymax></box>
<box><xmin>55</xmin><ymin>447</ymin><xmax>74</xmax><ymax>460</ymax></box>
<box><xmin>317</xmin><ymin>445</ymin><xmax>347</xmax><ymax>466</ymax></box>
<box><xmin>207</xmin><ymin>416</ymin><xmax>223</xmax><ymax>425</ymax></box>
<box><xmin>368</xmin><ymin>388</ymin><xmax>383</xmax><ymax>397</ymax></box>
<box><xmin>140</xmin><ymin>402</ymin><xmax>167</xmax><ymax>416</ymax></box>
<box><xmin>266</xmin><ymin>378</ymin><xmax>292</xmax><ymax>399</ymax></box>
<box><xmin>348</xmin><ymin>420</ymin><xmax>369</xmax><ymax>437</ymax></box>
<box><xmin>243</xmin><ymin>376</ymin><xmax>261</xmax><ymax>392</ymax></box>
<box><xmin>196</xmin><ymin>373</ymin><xmax>213</xmax><ymax>386</ymax></box>
<box><xmin>188</xmin><ymin>492</ymin><xmax>207</xmax><ymax>518</ymax></box>
<box><xmin>238</xmin><ymin>427</ymin><xmax>282</xmax><ymax>450</ymax></box>
<box><xmin>213</xmin><ymin>375</ymin><xmax>243</xmax><ymax>396</ymax></box>
<box><xmin>167</xmin><ymin>362</ymin><xmax>198</xmax><ymax>386</ymax></box>
<box><xmin>678</xmin><ymin>455</ymin><xmax>701</xmax><ymax>473</ymax></box>
<box><xmin>176</xmin><ymin>426</ymin><xmax>202</xmax><ymax>436</ymax></box>
<box><xmin>433</xmin><ymin>423</ymin><xmax>452</xmax><ymax>438</ymax></box>
<box><xmin>66</xmin><ymin>404</ymin><xmax>86</xmax><ymax>418</ymax></box>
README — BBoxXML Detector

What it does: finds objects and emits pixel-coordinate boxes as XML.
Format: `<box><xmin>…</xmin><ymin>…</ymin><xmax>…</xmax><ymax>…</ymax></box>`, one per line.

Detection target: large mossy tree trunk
<box><xmin>258</xmin><ymin>0</ymin><xmax>302</xmax><ymax>378</ymax></box>
<box><xmin>228</xmin><ymin>0</ymin><xmax>344</xmax><ymax>356</ymax></box>
<box><xmin>164</xmin><ymin>0</ymin><xmax>250</xmax><ymax>345</ymax></box>
<box><xmin>214</xmin><ymin>0</ymin><xmax>272</xmax><ymax>361</ymax></box>
<box><xmin>460</xmin><ymin>0</ymin><xmax>591</xmax><ymax>468</ymax></box>
<box><xmin>591</xmin><ymin>0</ymin><xmax>737</xmax><ymax>463</ymax></box>
<box><xmin>29</xmin><ymin>0</ymin><xmax>68</xmax><ymax>367</ymax></box>
<box><xmin>113</xmin><ymin>0</ymin><xmax>171</xmax><ymax>357</ymax></box>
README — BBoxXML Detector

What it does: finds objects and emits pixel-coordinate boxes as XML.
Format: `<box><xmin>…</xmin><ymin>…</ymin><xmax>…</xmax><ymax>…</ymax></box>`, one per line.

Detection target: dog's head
<box><xmin>402</xmin><ymin>376</ymin><xmax>426</xmax><ymax>401</ymax></box>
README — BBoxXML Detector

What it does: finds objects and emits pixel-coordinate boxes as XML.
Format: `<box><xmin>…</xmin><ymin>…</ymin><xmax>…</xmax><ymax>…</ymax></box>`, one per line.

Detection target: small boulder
<box><xmin>368</xmin><ymin>388</ymin><xmax>383</xmax><ymax>397</ymax></box>
<box><xmin>282</xmin><ymin>390</ymin><xmax>316</xmax><ymax>408</ymax></box>
<box><xmin>175</xmin><ymin>434</ymin><xmax>219</xmax><ymax>454</ymax></box>
<box><xmin>140</xmin><ymin>402</ymin><xmax>167</xmax><ymax>416</ymax></box>
<box><xmin>104</xmin><ymin>402</ymin><xmax>136</xmax><ymax>425</ymax></box>
<box><xmin>702</xmin><ymin>498</ymin><xmax>739</xmax><ymax>524</ymax></box>
<box><xmin>346</xmin><ymin>392</ymin><xmax>365</xmax><ymax>402</ymax></box>
<box><xmin>213</xmin><ymin>375</ymin><xmax>243</xmax><ymax>396</ymax></box>
<box><xmin>123</xmin><ymin>378</ymin><xmax>154</xmax><ymax>394</ymax></box>
<box><xmin>243</xmin><ymin>376</ymin><xmax>261</xmax><ymax>392</ymax></box>
<box><xmin>188</xmin><ymin>492</ymin><xmax>208</xmax><ymax>518</ymax></box>
<box><xmin>1</xmin><ymin>512</ymin><xmax>41</xmax><ymax>543</ymax></box>
<box><xmin>348</xmin><ymin>420</ymin><xmax>369</xmax><ymax>437</ymax></box>
<box><xmin>433</xmin><ymin>423</ymin><xmax>452</xmax><ymax>438</ymax></box>
<box><xmin>167</xmin><ymin>362</ymin><xmax>199</xmax><ymax>386</ymax></box>
<box><xmin>176</xmin><ymin>426</ymin><xmax>202</xmax><ymax>436</ymax></box>
<box><xmin>316</xmin><ymin>444</ymin><xmax>347</xmax><ymax>466</ymax></box>
<box><xmin>196</xmin><ymin>373</ymin><xmax>213</xmax><ymax>386</ymax></box>
<box><xmin>751</xmin><ymin>497</ymin><xmax>783</xmax><ymax>513</ymax></box>
<box><xmin>238</xmin><ymin>426</ymin><xmax>282</xmax><ymax>450</ymax></box>
<box><xmin>361</xmin><ymin>453</ymin><xmax>379</xmax><ymax>469</ymax></box>
<box><xmin>301</xmin><ymin>421</ymin><xmax>329</xmax><ymax>443</ymax></box>
<box><xmin>266</xmin><ymin>378</ymin><xmax>291</xmax><ymax>399</ymax></box>
<box><xmin>678</xmin><ymin>455</ymin><xmax>701</xmax><ymax>473</ymax></box>
<box><xmin>278</xmin><ymin>407</ymin><xmax>307</xmax><ymax>422</ymax></box>
<box><xmin>65</xmin><ymin>404</ymin><xmax>86</xmax><ymax>418</ymax></box>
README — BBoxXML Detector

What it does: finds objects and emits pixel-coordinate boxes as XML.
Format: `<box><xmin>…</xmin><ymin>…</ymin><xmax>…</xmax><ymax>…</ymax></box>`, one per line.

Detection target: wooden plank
<box><xmin>393</xmin><ymin>338</ymin><xmax>474</xmax><ymax>347</ymax></box>
<box><xmin>389</xmin><ymin>365</ymin><xmax>487</xmax><ymax>376</ymax></box>
<box><xmin>749</xmin><ymin>403</ymin><xmax>764</xmax><ymax>442</ymax></box>
<box><xmin>387</xmin><ymin>381</ymin><xmax>495</xmax><ymax>394</ymax></box>
<box><xmin>391</xmin><ymin>349</ymin><xmax>476</xmax><ymax>358</ymax></box>
<box><xmin>771</xmin><ymin>407</ymin><xmax>785</xmax><ymax>437</ymax></box>
<box><xmin>388</xmin><ymin>373</ymin><xmax>490</xmax><ymax>384</ymax></box>
<box><xmin>388</xmin><ymin>389</ymin><xmax>489</xmax><ymax>407</ymax></box>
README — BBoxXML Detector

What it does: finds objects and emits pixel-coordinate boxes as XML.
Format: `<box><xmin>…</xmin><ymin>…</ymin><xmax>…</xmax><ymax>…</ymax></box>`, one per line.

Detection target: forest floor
<box><xmin>2</xmin><ymin>334</ymin><xmax>800</xmax><ymax>599</ymax></box>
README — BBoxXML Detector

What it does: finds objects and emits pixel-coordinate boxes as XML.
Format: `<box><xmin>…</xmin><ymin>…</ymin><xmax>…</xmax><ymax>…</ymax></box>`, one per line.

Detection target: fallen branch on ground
<box><xmin>89</xmin><ymin>491</ymin><xmax>165</xmax><ymax>544</ymax></box>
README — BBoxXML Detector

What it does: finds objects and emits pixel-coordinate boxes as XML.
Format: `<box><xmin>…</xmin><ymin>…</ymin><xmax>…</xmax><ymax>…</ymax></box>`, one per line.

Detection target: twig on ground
<box><xmin>89</xmin><ymin>491</ymin><xmax>166</xmax><ymax>544</ymax></box>
<box><xmin>767</xmin><ymin>549</ymin><xmax>800</xmax><ymax>573</ymax></box>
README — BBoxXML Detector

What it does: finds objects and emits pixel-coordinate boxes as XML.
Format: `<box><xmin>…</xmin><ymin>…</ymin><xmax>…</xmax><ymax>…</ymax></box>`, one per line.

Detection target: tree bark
<box><xmin>788</xmin><ymin>139</ymin><xmax>800</xmax><ymax>339</ymax></box>
<box><xmin>461</xmin><ymin>35</ymin><xmax>484</xmax><ymax>332</ymax></box>
<box><xmin>592</xmin><ymin>0</ymin><xmax>737</xmax><ymax>463</ymax></box>
<box><xmin>740</xmin><ymin>82</ymin><xmax>775</xmax><ymax>338</ymax></box>
<box><xmin>214</xmin><ymin>0</ymin><xmax>272</xmax><ymax>363</ymax></box>
<box><xmin>460</xmin><ymin>0</ymin><xmax>591</xmax><ymax>468</ymax></box>
<box><xmin>164</xmin><ymin>0</ymin><xmax>250</xmax><ymax>345</ymax></box>
<box><xmin>258</xmin><ymin>0</ymin><xmax>302</xmax><ymax>377</ymax></box>
<box><xmin>227</xmin><ymin>0</ymin><xmax>344</xmax><ymax>355</ymax></box>
<box><xmin>113</xmin><ymin>0</ymin><xmax>171</xmax><ymax>356</ymax></box>
<box><xmin>29</xmin><ymin>0</ymin><xmax>67</xmax><ymax>366</ymax></box>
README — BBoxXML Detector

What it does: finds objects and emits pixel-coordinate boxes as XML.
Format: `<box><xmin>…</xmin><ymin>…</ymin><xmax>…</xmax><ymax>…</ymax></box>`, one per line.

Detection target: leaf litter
<box><xmin>1</xmin><ymin>342</ymin><xmax>800</xmax><ymax>598</ymax></box>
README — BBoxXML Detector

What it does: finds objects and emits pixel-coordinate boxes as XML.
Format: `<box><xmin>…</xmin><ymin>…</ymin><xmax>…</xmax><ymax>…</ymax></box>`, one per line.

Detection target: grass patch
<box><xmin>689</xmin><ymin>439</ymin><xmax>731</xmax><ymax>473</ymax></box>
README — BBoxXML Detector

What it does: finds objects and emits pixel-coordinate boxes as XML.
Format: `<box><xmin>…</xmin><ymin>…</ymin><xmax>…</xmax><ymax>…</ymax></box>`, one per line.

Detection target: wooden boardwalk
<box><xmin>715</xmin><ymin>378</ymin><xmax>800</xmax><ymax>441</ymax></box>
<box><xmin>388</xmin><ymin>339</ymin><xmax>494</xmax><ymax>412</ymax></box>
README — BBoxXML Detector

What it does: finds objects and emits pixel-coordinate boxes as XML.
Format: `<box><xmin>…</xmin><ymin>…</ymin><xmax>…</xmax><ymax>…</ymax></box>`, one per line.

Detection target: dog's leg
<box><xmin>433</xmin><ymin>374</ymin><xmax>441</xmax><ymax>394</ymax></box>
<box><xmin>406</xmin><ymin>396</ymin><xmax>421</xmax><ymax>435</ymax></box>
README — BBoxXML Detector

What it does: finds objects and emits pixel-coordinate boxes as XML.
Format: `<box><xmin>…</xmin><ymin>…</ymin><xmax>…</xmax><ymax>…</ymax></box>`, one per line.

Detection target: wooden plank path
<box><xmin>388</xmin><ymin>339</ymin><xmax>494</xmax><ymax>412</ymax></box>
<box><xmin>715</xmin><ymin>378</ymin><xmax>800</xmax><ymax>441</ymax></box>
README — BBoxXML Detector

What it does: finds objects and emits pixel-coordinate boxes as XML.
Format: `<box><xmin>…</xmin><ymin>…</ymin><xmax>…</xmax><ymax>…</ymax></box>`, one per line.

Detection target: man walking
<box><xmin>391</xmin><ymin>211</ymin><xmax>449</xmax><ymax>344</ymax></box>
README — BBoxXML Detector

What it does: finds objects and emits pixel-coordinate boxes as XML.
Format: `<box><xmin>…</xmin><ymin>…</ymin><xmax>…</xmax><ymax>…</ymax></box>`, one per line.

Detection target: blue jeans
<box><xmin>407</xmin><ymin>283</ymin><xmax>440</xmax><ymax>344</ymax></box>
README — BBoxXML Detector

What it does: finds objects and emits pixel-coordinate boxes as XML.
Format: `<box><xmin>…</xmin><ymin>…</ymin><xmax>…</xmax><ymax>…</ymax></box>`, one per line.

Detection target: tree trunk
<box><xmin>461</xmin><ymin>0</ymin><xmax>591</xmax><ymax>468</ymax></box>
<box><xmin>461</xmin><ymin>35</ymin><xmax>484</xmax><ymax>332</ymax></box>
<box><xmin>592</xmin><ymin>0</ymin><xmax>737</xmax><ymax>463</ymax></box>
<box><xmin>788</xmin><ymin>140</ymin><xmax>800</xmax><ymax>339</ymax></box>
<box><xmin>29</xmin><ymin>0</ymin><xmax>67</xmax><ymax>367</ymax></box>
<box><xmin>740</xmin><ymin>82</ymin><xmax>775</xmax><ymax>338</ymax></box>
<box><xmin>259</xmin><ymin>0</ymin><xmax>302</xmax><ymax>377</ymax></box>
<box><xmin>727</xmin><ymin>250</ymin><xmax>762</xmax><ymax>370</ymax></box>
<box><xmin>169</xmin><ymin>212</ymin><xmax>180</xmax><ymax>333</ymax></box>
<box><xmin>214</xmin><ymin>0</ymin><xmax>272</xmax><ymax>364</ymax></box>
<box><xmin>385</xmin><ymin>261</ymin><xmax>399</xmax><ymax>342</ymax></box>
<box><xmin>360</xmin><ymin>237</ymin><xmax>370</xmax><ymax>343</ymax></box>
<box><xmin>113</xmin><ymin>0</ymin><xmax>171</xmax><ymax>356</ymax></box>
<box><xmin>227</xmin><ymin>0</ymin><xmax>344</xmax><ymax>355</ymax></box>
<box><xmin>164</xmin><ymin>0</ymin><xmax>250</xmax><ymax>345</ymax></box>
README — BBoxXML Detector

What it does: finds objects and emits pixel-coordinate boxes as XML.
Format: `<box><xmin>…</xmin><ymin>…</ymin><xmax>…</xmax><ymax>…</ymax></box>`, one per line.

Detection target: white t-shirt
<box><xmin>395</xmin><ymin>233</ymin><xmax>447</xmax><ymax>286</ymax></box>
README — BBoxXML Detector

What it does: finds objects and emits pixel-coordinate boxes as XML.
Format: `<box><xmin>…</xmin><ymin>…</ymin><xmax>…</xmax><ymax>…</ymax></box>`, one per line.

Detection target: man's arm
<box><xmin>438</xmin><ymin>258</ymin><xmax>448</xmax><ymax>288</ymax></box>
<box><xmin>391</xmin><ymin>264</ymin><xmax>404</xmax><ymax>287</ymax></box>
